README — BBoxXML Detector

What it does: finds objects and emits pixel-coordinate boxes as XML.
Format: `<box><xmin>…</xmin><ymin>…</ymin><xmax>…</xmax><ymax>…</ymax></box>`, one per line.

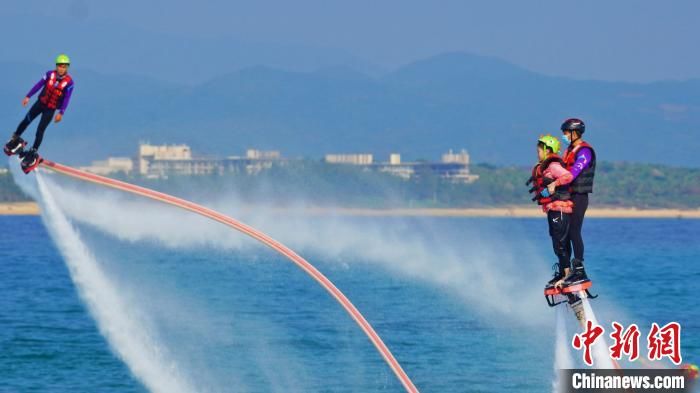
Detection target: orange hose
<box><xmin>39</xmin><ymin>159</ymin><xmax>420</xmax><ymax>393</ymax></box>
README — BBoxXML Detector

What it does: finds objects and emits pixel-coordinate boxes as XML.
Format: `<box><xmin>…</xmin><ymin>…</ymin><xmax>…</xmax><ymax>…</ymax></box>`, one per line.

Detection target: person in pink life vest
<box><xmin>528</xmin><ymin>135</ymin><xmax>575</xmax><ymax>290</ymax></box>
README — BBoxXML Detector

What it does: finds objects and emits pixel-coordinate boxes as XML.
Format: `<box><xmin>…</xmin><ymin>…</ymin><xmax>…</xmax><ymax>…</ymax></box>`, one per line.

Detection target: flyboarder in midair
<box><xmin>4</xmin><ymin>54</ymin><xmax>74</xmax><ymax>173</ymax></box>
<box><xmin>528</xmin><ymin>133</ymin><xmax>595</xmax><ymax>320</ymax></box>
<box><xmin>558</xmin><ymin>118</ymin><xmax>596</xmax><ymax>288</ymax></box>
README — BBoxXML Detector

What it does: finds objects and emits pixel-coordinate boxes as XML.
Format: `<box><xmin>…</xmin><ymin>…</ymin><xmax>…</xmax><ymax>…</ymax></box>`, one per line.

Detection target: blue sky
<box><xmin>2</xmin><ymin>0</ymin><xmax>697</xmax><ymax>82</ymax></box>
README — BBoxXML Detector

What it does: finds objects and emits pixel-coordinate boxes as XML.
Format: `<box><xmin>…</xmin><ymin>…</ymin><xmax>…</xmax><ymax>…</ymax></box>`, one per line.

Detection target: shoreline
<box><xmin>2</xmin><ymin>202</ymin><xmax>700</xmax><ymax>219</ymax></box>
<box><xmin>0</xmin><ymin>202</ymin><xmax>41</xmax><ymax>216</ymax></box>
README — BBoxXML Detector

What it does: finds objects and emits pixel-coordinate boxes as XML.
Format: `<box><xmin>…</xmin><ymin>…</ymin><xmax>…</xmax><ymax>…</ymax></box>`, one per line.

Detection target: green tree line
<box><xmin>2</xmin><ymin>161</ymin><xmax>699</xmax><ymax>208</ymax></box>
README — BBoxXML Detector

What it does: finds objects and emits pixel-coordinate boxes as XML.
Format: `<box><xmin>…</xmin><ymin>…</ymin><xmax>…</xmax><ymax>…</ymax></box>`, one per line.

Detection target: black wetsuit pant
<box><xmin>566</xmin><ymin>193</ymin><xmax>589</xmax><ymax>261</ymax></box>
<box><xmin>15</xmin><ymin>101</ymin><xmax>55</xmax><ymax>150</ymax></box>
<box><xmin>548</xmin><ymin>209</ymin><xmax>571</xmax><ymax>273</ymax></box>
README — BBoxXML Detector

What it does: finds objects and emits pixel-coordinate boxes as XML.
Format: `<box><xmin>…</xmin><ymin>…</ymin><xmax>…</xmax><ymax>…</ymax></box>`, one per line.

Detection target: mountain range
<box><xmin>1</xmin><ymin>52</ymin><xmax>698</xmax><ymax>166</ymax></box>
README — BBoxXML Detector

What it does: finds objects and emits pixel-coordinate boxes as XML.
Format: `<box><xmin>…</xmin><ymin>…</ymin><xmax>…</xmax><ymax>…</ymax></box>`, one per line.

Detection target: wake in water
<box><xmin>581</xmin><ymin>297</ymin><xmax>616</xmax><ymax>370</ymax></box>
<box><xmin>552</xmin><ymin>307</ymin><xmax>574</xmax><ymax>393</ymax></box>
<box><xmin>13</xmin><ymin>161</ymin><xmax>617</xmax><ymax>391</ymax></box>
<box><xmin>550</xmin><ymin>296</ymin><xmax>615</xmax><ymax>393</ymax></box>
<box><xmin>31</xmin><ymin>172</ymin><xmax>196</xmax><ymax>393</ymax></box>
<box><xmin>29</xmin><ymin>172</ymin><xmax>552</xmax><ymax>325</ymax></box>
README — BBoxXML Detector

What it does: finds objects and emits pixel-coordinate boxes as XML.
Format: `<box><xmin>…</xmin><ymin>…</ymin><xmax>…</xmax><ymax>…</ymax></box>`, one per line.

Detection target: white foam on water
<box><xmin>35</xmin><ymin>174</ymin><xmax>552</xmax><ymax>325</ymax></box>
<box><xmin>552</xmin><ymin>306</ymin><xmax>574</xmax><ymax>393</ymax></box>
<box><xmin>581</xmin><ymin>296</ymin><xmax>616</xmax><ymax>369</ymax></box>
<box><xmin>34</xmin><ymin>173</ymin><xmax>196</xmax><ymax>393</ymax></box>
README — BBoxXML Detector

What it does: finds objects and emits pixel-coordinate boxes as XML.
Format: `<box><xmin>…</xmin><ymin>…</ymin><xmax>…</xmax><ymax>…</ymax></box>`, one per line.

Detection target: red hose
<box><xmin>39</xmin><ymin>159</ymin><xmax>420</xmax><ymax>393</ymax></box>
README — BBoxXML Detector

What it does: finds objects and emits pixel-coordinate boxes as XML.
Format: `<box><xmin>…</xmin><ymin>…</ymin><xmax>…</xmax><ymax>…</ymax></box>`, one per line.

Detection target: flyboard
<box><xmin>544</xmin><ymin>280</ymin><xmax>597</xmax><ymax>308</ymax></box>
<box><xmin>3</xmin><ymin>136</ymin><xmax>41</xmax><ymax>173</ymax></box>
<box><xmin>545</xmin><ymin>278</ymin><xmax>597</xmax><ymax>326</ymax></box>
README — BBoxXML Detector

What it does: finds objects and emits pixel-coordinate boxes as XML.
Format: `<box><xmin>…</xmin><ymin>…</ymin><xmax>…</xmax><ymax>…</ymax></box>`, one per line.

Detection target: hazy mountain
<box><xmin>1</xmin><ymin>52</ymin><xmax>698</xmax><ymax>166</ymax></box>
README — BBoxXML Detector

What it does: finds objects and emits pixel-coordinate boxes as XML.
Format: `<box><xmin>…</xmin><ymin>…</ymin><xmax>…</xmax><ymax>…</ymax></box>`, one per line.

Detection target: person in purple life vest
<box><xmin>4</xmin><ymin>54</ymin><xmax>75</xmax><ymax>169</ymax></box>
<box><xmin>556</xmin><ymin>118</ymin><xmax>596</xmax><ymax>288</ymax></box>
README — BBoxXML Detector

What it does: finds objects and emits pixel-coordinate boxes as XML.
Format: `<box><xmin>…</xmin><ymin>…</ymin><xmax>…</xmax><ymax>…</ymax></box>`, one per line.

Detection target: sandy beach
<box><xmin>0</xmin><ymin>202</ymin><xmax>40</xmax><ymax>215</ymax></box>
<box><xmin>300</xmin><ymin>206</ymin><xmax>700</xmax><ymax>218</ymax></box>
<box><xmin>2</xmin><ymin>202</ymin><xmax>700</xmax><ymax>218</ymax></box>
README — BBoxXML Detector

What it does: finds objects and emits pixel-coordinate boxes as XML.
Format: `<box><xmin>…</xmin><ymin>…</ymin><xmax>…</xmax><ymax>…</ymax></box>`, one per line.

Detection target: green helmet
<box><xmin>55</xmin><ymin>54</ymin><xmax>71</xmax><ymax>65</ymax></box>
<box><xmin>538</xmin><ymin>134</ymin><xmax>560</xmax><ymax>154</ymax></box>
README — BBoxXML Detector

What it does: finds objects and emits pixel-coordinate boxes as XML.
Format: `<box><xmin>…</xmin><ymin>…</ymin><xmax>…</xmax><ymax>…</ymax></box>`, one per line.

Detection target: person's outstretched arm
<box><xmin>26</xmin><ymin>72</ymin><xmax>49</xmax><ymax>99</ymax></box>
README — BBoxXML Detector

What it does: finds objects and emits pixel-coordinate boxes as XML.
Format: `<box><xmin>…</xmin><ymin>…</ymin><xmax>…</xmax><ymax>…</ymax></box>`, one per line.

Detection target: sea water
<box><xmin>1</xmin><ymin>212</ymin><xmax>698</xmax><ymax>392</ymax></box>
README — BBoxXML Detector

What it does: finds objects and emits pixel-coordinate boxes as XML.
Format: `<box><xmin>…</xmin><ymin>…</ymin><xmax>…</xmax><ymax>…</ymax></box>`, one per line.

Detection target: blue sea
<box><xmin>1</xmin><ymin>212</ymin><xmax>698</xmax><ymax>392</ymax></box>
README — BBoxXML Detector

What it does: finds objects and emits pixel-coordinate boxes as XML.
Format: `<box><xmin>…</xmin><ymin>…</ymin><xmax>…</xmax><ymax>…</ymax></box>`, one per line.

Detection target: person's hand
<box><xmin>22</xmin><ymin>97</ymin><xmax>30</xmax><ymax>107</ymax></box>
<box><xmin>54</xmin><ymin>113</ymin><xmax>63</xmax><ymax>123</ymax></box>
<box><xmin>547</xmin><ymin>181</ymin><xmax>557</xmax><ymax>195</ymax></box>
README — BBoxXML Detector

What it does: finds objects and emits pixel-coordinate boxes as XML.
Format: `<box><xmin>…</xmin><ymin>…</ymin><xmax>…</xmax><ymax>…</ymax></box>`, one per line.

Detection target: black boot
<box><xmin>545</xmin><ymin>263</ymin><xmax>564</xmax><ymax>289</ymax></box>
<box><xmin>22</xmin><ymin>148</ymin><xmax>38</xmax><ymax>167</ymax></box>
<box><xmin>4</xmin><ymin>134</ymin><xmax>25</xmax><ymax>156</ymax></box>
<box><xmin>561</xmin><ymin>258</ymin><xmax>589</xmax><ymax>287</ymax></box>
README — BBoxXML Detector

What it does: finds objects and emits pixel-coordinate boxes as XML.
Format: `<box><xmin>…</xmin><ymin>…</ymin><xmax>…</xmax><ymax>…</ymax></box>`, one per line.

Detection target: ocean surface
<box><xmin>1</xmin><ymin>211</ymin><xmax>698</xmax><ymax>392</ymax></box>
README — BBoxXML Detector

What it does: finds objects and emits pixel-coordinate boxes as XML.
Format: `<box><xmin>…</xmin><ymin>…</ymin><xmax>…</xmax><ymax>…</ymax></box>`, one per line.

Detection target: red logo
<box><xmin>647</xmin><ymin>322</ymin><xmax>682</xmax><ymax>365</ymax></box>
<box><xmin>571</xmin><ymin>321</ymin><xmax>682</xmax><ymax>366</ymax></box>
<box><xmin>572</xmin><ymin>320</ymin><xmax>604</xmax><ymax>366</ymax></box>
<box><xmin>609</xmin><ymin>322</ymin><xmax>640</xmax><ymax>361</ymax></box>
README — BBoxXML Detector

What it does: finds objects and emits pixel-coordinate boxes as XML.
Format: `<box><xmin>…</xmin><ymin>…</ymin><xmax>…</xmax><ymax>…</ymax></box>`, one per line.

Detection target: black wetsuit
<box><xmin>15</xmin><ymin>101</ymin><xmax>55</xmax><ymax>150</ymax></box>
<box><xmin>566</xmin><ymin>193</ymin><xmax>588</xmax><ymax>261</ymax></box>
<box><xmin>563</xmin><ymin>143</ymin><xmax>596</xmax><ymax>261</ymax></box>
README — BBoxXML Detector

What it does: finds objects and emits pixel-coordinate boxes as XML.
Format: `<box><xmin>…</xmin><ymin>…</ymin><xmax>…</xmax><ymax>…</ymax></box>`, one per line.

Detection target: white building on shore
<box><xmin>138</xmin><ymin>143</ymin><xmax>284</xmax><ymax>178</ymax></box>
<box><xmin>324</xmin><ymin>154</ymin><xmax>373</xmax><ymax>165</ymax></box>
<box><xmin>80</xmin><ymin>143</ymin><xmax>478</xmax><ymax>184</ymax></box>
<box><xmin>79</xmin><ymin>157</ymin><xmax>134</xmax><ymax>175</ymax></box>
<box><xmin>325</xmin><ymin>149</ymin><xmax>479</xmax><ymax>183</ymax></box>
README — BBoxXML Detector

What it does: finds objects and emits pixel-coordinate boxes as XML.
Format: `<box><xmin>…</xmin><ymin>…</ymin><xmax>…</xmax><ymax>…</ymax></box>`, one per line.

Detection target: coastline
<box><xmin>301</xmin><ymin>206</ymin><xmax>700</xmax><ymax>218</ymax></box>
<box><xmin>2</xmin><ymin>202</ymin><xmax>700</xmax><ymax>219</ymax></box>
<box><xmin>0</xmin><ymin>202</ymin><xmax>41</xmax><ymax>215</ymax></box>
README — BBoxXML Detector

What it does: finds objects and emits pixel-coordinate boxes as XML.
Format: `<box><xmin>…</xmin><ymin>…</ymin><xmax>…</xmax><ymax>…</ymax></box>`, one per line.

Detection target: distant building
<box><xmin>80</xmin><ymin>157</ymin><xmax>134</xmax><ymax>175</ymax></box>
<box><xmin>86</xmin><ymin>143</ymin><xmax>477</xmax><ymax>184</ymax></box>
<box><xmin>442</xmin><ymin>149</ymin><xmax>470</xmax><ymax>165</ymax></box>
<box><xmin>138</xmin><ymin>143</ymin><xmax>284</xmax><ymax>178</ymax></box>
<box><xmin>326</xmin><ymin>149</ymin><xmax>479</xmax><ymax>183</ymax></box>
<box><xmin>437</xmin><ymin>149</ymin><xmax>478</xmax><ymax>183</ymax></box>
<box><xmin>246</xmin><ymin>149</ymin><xmax>281</xmax><ymax>160</ymax></box>
<box><xmin>324</xmin><ymin>154</ymin><xmax>373</xmax><ymax>165</ymax></box>
<box><xmin>139</xmin><ymin>143</ymin><xmax>192</xmax><ymax>176</ymax></box>
<box><xmin>379</xmin><ymin>153</ymin><xmax>413</xmax><ymax>179</ymax></box>
<box><xmin>389</xmin><ymin>154</ymin><xmax>401</xmax><ymax>165</ymax></box>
